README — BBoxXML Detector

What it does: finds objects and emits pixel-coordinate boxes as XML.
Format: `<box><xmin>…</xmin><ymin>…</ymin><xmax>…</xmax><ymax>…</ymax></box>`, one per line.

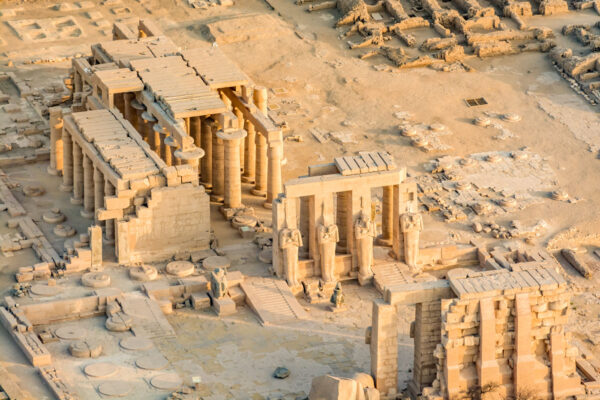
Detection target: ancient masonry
<box><xmin>47</xmin><ymin>19</ymin><xmax>285</xmax><ymax>264</ymax></box>
<box><xmin>368</xmin><ymin>245</ymin><xmax>589</xmax><ymax>399</ymax></box>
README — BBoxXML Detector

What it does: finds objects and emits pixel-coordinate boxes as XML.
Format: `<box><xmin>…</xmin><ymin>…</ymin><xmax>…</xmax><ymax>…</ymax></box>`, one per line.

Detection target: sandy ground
<box><xmin>0</xmin><ymin>0</ymin><xmax>599</xmax><ymax>398</ymax></box>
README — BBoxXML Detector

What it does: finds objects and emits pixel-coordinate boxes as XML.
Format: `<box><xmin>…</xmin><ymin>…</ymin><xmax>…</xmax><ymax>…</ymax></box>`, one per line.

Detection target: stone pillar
<box><xmin>370</xmin><ymin>299</ymin><xmax>399</xmax><ymax>396</ymax></box>
<box><xmin>174</xmin><ymin>148</ymin><xmax>203</xmax><ymax>186</ymax></box>
<box><xmin>48</xmin><ymin>107</ymin><xmax>64</xmax><ymax>175</ymax></box>
<box><xmin>514</xmin><ymin>293</ymin><xmax>534</xmax><ymax>398</ymax></box>
<box><xmin>81</xmin><ymin>155</ymin><xmax>95</xmax><ymax>219</ymax></box>
<box><xmin>71</xmin><ymin>141</ymin><xmax>83</xmax><ymax>205</ymax></box>
<box><xmin>151</xmin><ymin>123</ymin><xmax>163</xmax><ymax>154</ymax></box>
<box><xmin>413</xmin><ymin>301</ymin><xmax>443</xmax><ymax>393</ymax></box>
<box><xmin>94</xmin><ymin>167</ymin><xmax>104</xmax><ymax>225</ymax></box>
<box><xmin>130</xmin><ymin>99</ymin><xmax>145</xmax><ymax>133</ymax></box>
<box><xmin>377</xmin><ymin>185</ymin><xmax>394</xmax><ymax>246</ymax></box>
<box><xmin>280</xmin><ymin>228</ymin><xmax>302</xmax><ymax>287</ymax></box>
<box><xmin>337</xmin><ymin>191</ymin><xmax>350</xmax><ymax>251</ymax></box>
<box><xmin>190</xmin><ymin>117</ymin><xmax>201</xmax><ymax>147</ymax></box>
<box><xmin>478</xmin><ymin>298</ymin><xmax>498</xmax><ymax>388</ymax></box>
<box><xmin>201</xmin><ymin>119</ymin><xmax>213</xmax><ymax>189</ymax></box>
<box><xmin>218</xmin><ymin>129</ymin><xmax>247</xmax><ymax>209</ymax></box>
<box><xmin>74</xmin><ymin>71</ymin><xmax>83</xmax><ymax>93</ymax></box>
<box><xmin>123</xmin><ymin>93</ymin><xmax>135</xmax><ymax>127</ymax></box>
<box><xmin>234</xmin><ymin>107</ymin><xmax>245</xmax><ymax>172</ymax></box>
<box><xmin>89</xmin><ymin>225</ymin><xmax>102</xmax><ymax>269</ymax></box>
<box><xmin>355</xmin><ymin>211</ymin><xmax>376</xmax><ymax>285</ymax></box>
<box><xmin>164</xmin><ymin>136</ymin><xmax>177</xmax><ymax>167</ymax></box>
<box><xmin>242</xmin><ymin>120</ymin><xmax>256</xmax><ymax>184</ymax></box>
<box><xmin>141</xmin><ymin>111</ymin><xmax>157</xmax><ymax>144</ymax></box>
<box><xmin>211</xmin><ymin>129</ymin><xmax>225</xmax><ymax>203</ymax></box>
<box><xmin>60</xmin><ymin>126</ymin><xmax>73</xmax><ymax>192</ymax></box>
<box><xmin>114</xmin><ymin>92</ymin><xmax>124</xmax><ymax>115</ymax></box>
<box><xmin>317</xmin><ymin>223</ymin><xmax>339</xmax><ymax>282</ymax></box>
<box><xmin>252</xmin><ymin>133</ymin><xmax>267</xmax><ymax>197</ymax></box>
<box><xmin>104</xmin><ymin>179</ymin><xmax>115</xmax><ymax>244</ymax></box>
<box><xmin>265</xmin><ymin>138</ymin><xmax>283</xmax><ymax>208</ymax></box>
<box><xmin>401</xmin><ymin>213</ymin><xmax>423</xmax><ymax>269</ymax></box>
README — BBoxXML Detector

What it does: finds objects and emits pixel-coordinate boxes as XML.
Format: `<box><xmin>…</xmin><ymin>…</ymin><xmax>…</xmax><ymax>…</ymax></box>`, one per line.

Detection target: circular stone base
<box><xmin>503</xmin><ymin>113</ymin><xmax>521</xmax><ymax>122</ymax></box>
<box><xmin>150</xmin><ymin>373</ymin><xmax>183</xmax><ymax>390</ymax></box>
<box><xmin>202</xmin><ymin>256</ymin><xmax>230</xmax><ymax>271</ymax></box>
<box><xmin>70</xmin><ymin>340</ymin><xmax>103</xmax><ymax>358</ymax></box>
<box><xmin>54</xmin><ymin>224</ymin><xmax>76</xmax><ymax>238</ymax></box>
<box><xmin>129</xmin><ymin>265</ymin><xmax>158</xmax><ymax>282</ymax></box>
<box><xmin>59</xmin><ymin>184</ymin><xmax>73</xmax><ymax>192</ymax></box>
<box><xmin>258</xmin><ymin>248</ymin><xmax>273</xmax><ymax>264</ymax></box>
<box><xmin>97</xmin><ymin>381</ymin><xmax>131</xmax><ymax>397</ymax></box>
<box><xmin>55</xmin><ymin>326</ymin><xmax>86</xmax><ymax>340</ymax></box>
<box><xmin>80</xmin><ymin>209</ymin><xmax>94</xmax><ymax>219</ymax></box>
<box><xmin>136</xmin><ymin>354</ymin><xmax>169</xmax><ymax>371</ymax></box>
<box><xmin>105</xmin><ymin>314</ymin><xmax>132</xmax><ymax>332</ymax></box>
<box><xmin>22</xmin><ymin>185</ymin><xmax>45</xmax><ymax>197</ymax></box>
<box><xmin>43</xmin><ymin>208</ymin><xmax>66</xmax><ymax>224</ymax></box>
<box><xmin>82</xmin><ymin>272</ymin><xmax>111</xmax><ymax>288</ymax></box>
<box><xmin>429</xmin><ymin>123</ymin><xmax>446</xmax><ymax>132</ymax></box>
<box><xmin>47</xmin><ymin>166</ymin><xmax>59</xmax><ymax>176</ymax></box>
<box><xmin>250</xmin><ymin>189</ymin><xmax>266</xmax><ymax>197</ymax></box>
<box><xmin>165</xmin><ymin>261</ymin><xmax>194</xmax><ymax>277</ymax></box>
<box><xmin>70</xmin><ymin>197</ymin><xmax>83</xmax><ymax>205</ymax></box>
<box><xmin>31</xmin><ymin>284</ymin><xmax>62</xmax><ymax>297</ymax></box>
<box><xmin>241</xmin><ymin>176</ymin><xmax>255</xmax><ymax>184</ymax></box>
<box><xmin>119</xmin><ymin>337</ymin><xmax>153</xmax><ymax>351</ymax></box>
<box><xmin>84</xmin><ymin>362</ymin><xmax>118</xmax><ymax>378</ymax></box>
<box><xmin>210</xmin><ymin>194</ymin><xmax>224</xmax><ymax>203</ymax></box>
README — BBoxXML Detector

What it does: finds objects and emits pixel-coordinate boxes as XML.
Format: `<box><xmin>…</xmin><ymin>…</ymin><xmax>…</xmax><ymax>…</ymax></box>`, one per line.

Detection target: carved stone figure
<box><xmin>317</xmin><ymin>224</ymin><xmax>339</xmax><ymax>282</ymax></box>
<box><xmin>400</xmin><ymin>213</ymin><xmax>423</xmax><ymax>270</ymax></box>
<box><xmin>330</xmin><ymin>282</ymin><xmax>344</xmax><ymax>309</ymax></box>
<box><xmin>354</xmin><ymin>210</ymin><xmax>376</xmax><ymax>285</ymax></box>
<box><xmin>279</xmin><ymin>228</ymin><xmax>303</xmax><ymax>287</ymax></box>
<box><xmin>210</xmin><ymin>267</ymin><xmax>228</xmax><ymax>299</ymax></box>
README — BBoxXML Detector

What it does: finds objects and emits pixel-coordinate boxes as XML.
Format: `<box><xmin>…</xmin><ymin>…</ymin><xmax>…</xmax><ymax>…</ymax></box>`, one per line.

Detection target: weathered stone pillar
<box><xmin>200</xmin><ymin>119</ymin><xmax>213</xmax><ymax>189</ymax></box>
<box><xmin>81</xmin><ymin>155</ymin><xmax>95</xmax><ymax>219</ymax></box>
<box><xmin>123</xmin><ymin>93</ymin><xmax>135</xmax><ymax>127</ymax></box>
<box><xmin>234</xmin><ymin>107</ymin><xmax>245</xmax><ymax>172</ymax></box>
<box><xmin>104</xmin><ymin>179</ymin><xmax>115</xmax><ymax>244</ymax></box>
<box><xmin>74</xmin><ymin>71</ymin><xmax>83</xmax><ymax>93</ymax></box>
<box><xmin>151</xmin><ymin>123</ymin><xmax>163</xmax><ymax>154</ymax></box>
<box><xmin>242</xmin><ymin>120</ymin><xmax>256</xmax><ymax>184</ymax></box>
<box><xmin>190</xmin><ymin>116</ymin><xmax>201</xmax><ymax>147</ymax></box>
<box><xmin>94</xmin><ymin>167</ymin><xmax>104</xmax><ymax>225</ymax></box>
<box><xmin>218</xmin><ymin>129</ymin><xmax>247</xmax><ymax>209</ymax></box>
<box><xmin>114</xmin><ymin>93</ymin><xmax>125</xmax><ymax>116</ymax></box>
<box><xmin>60</xmin><ymin>128</ymin><xmax>73</xmax><ymax>192</ymax></box>
<box><xmin>164</xmin><ymin>136</ymin><xmax>177</xmax><ymax>167</ymax></box>
<box><xmin>370</xmin><ymin>299</ymin><xmax>399</xmax><ymax>395</ymax></box>
<box><xmin>514</xmin><ymin>293</ymin><xmax>534</xmax><ymax>398</ymax></box>
<box><xmin>48</xmin><ymin>107</ymin><xmax>64</xmax><ymax>175</ymax></box>
<box><xmin>280</xmin><ymin>228</ymin><xmax>302</xmax><ymax>287</ymax></box>
<box><xmin>131</xmin><ymin>99</ymin><xmax>145</xmax><ymax>133</ymax></box>
<box><xmin>71</xmin><ymin>141</ymin><xmax>83</xmax><ymax>205</ymax></box>
<box><xmin>355</xmin><ymin>211</ymin><xmax>376</xmax><ymax>285</ymax></box>
<box><xmin>141</xmin><ymin>111</ymin><xmax>156</xmax><ymax>144</ymax></box>
<box><xmin>377</xmin><ymin>185</ymin><xmax>394</xmax><ymax>246</ymax></box>
<box><xmin>252</xmin><ymin>133</ymin><xmax>267</xmax><ymax>197</ymax></box>
<box><xmin>317</xmin><ymin>223</ymin><xmax>339</xmax><ymax>282</ymax></box>
<box><xmin>265</xmin><ymin>138</ymin><xmax>283</xmax><ymax>208</ymax></box>
<box><xmin>211</xmin><ymin>129</ymin><xmax>225</xmax><ymax>203</ymax></box>
<box><xmin>174</xmin><ymin>148</ymin><xmax>203</xmax><ymax>186</ymax></box>
<box><xmin>401</xmin><ymin>213</ymin><xmax>423</xmax><ymax>269</ymax></box>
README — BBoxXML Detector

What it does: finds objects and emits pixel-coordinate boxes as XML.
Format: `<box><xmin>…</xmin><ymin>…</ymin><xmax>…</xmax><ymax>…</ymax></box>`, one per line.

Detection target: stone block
<box><xmin>212</xmin><ymin>297</ymin><xmax>236</xmax><ymax>316</ymax></box>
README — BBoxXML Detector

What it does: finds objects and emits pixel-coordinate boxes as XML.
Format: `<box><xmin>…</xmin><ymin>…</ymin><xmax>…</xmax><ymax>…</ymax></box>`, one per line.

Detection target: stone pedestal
<box><xmin>217</xmin><ymin>129</ymin><xmax>247</xmax><ymax>209</ymax></box>
<box><xmin>81</xmin><ymin>155</ymin><xmax>95</xmax><ymax>219</ymax></box>
<box><xmin>212</xmin><ymin>297</ymin><xmax>236</xmax><ymax>316</ymax></box>
<box><xmin>60</xmin><ymin>128</ymin><xmax>73</xmax><ymax>192</ymax></box>
<box><xmin>48</xmin><ymin>107</ymin><xmax>64</xmax><ymax>176</ymax></box>
<box><xmin>71</xmin><ymin>142</ymin><xmax>83</xmax><ymax>205</ymax></box>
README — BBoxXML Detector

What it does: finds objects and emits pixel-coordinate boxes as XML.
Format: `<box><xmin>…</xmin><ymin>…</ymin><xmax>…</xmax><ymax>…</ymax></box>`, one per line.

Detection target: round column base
<box><xmin>358</xmin><ymin>273</ymin><xmax>374</xmax><ymax>286</ymax></box>
<box><xmin>241</xmin><ymin>176</ymin><xmax>255</xmax><ymax>184</ymax></box>
<box><xmin>47</xmin><ymin>166</ymin><xmax>60</xmax><ymax>176</ymax></box>
<box><xmin>210</xmin><ymin>194</ymin><xmax>224</xmax><ymax>204</ymax></box>
<box><xmin>375</xmin><ymin>236</ymin><xmax>393</xmax><ymax>247</ymax></box>
<box><xmin>70</xmin><ymin>197</ymin><xmax>83</xmax><ymax>205</ymax></box>
<box><xmin>60</xmin><ymin>184</ymin><xmax>73</xmax><ymax>193</ymax></box>
<box><xmin>251</xmin><ymin>188</ymin><xmax>266</xmax><ymax>197</ymax></box>
<box><xmin>104</xmin><ymin>236</ymin><xmax>115</xmax><ymax>245</ymax></box>
<box><xmin>80</xmin><ymin>209</ymin><xmax>94</xmax><ymax>219</ymax></box>
<box><xmin>263</xmin><ymin>200</ymin><xmax>273</xmax><ymax>209</ymax></box>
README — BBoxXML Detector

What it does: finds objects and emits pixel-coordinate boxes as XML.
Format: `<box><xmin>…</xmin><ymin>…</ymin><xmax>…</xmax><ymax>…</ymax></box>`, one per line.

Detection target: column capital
<box><xmin>217</xmin><ymin>129</ymin><xmax>247</xmax><ymax>141</ymax></box>
<box><xmin>174</xmin><ymin>147</ymin><xmax>204</xmax><ymax>162</ymax></box>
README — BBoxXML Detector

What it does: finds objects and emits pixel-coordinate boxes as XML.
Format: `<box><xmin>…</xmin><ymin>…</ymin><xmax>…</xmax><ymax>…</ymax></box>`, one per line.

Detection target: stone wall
<box><xmin>116</xmin><ymin>183</ymin><xmax>210</xmax><ymax>264</ymax></box>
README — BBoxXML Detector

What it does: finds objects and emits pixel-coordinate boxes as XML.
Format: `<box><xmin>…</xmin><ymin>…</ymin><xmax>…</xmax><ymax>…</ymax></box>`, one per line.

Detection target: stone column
<box><xmin>218</xmin><ymin>129</ymin><xmax>247</xmax><ymax>209</ymax></box>
<box><xmin>123</xmin><ymin>93</ymin><xmax>135</xmax><ymax>127</ymax></box>
<box><xmin>242</xmin><ymin>120</ymin><xmax>256</xmax><ymax>184</ymax></box>
<box><xmin>252</xmin><ymin>133</ymin><xmax>267</xmax><ymax>197</ymax></box>
<box><xmin>131</xmin><ymin>99</ymin><xmax>145</xmax><ymax>133</ymax></box>
<box><xmin>377</xmin><ymin>185</ymin><xmax>394</xmax><ymax>246</ymax></box>
<box><xmin>94</xmin><ymin>167</ymin><xmax>104</xmax><ymax>225</ymax></box>
<box><xmin>48</xmin><ymin>107</ymin><xmax>64</xmax><ymax>175</ymax></box>
<box><xmin>114</xmin><ymin>92</ymin><xmax>125</xmax><ymax>115</ymax></box>
<box><xmin>74</xmin><ymin>71</ymin><xmax>83</xmax><ymax>93</ymax></box>
<box><xmin>71</xmin><ymin>141</ymin><xmax>83</xmax><ymax>205</ymax></box>
<box><xmin>317</xmin><ymin>223</ymin><xmax>339</xmax><ymax>283</ymax></box>
<box><xmin>514</xmin><ymin>293</ymin><xmax>534</xmax><ymax>397</ymax></box>
<box><xmin>355</xmin><ymin>211</ymin><xmax>376</xmax><ymax>285</ymax></box>
<box><xmin>81</xmin><ymin>155</ymin><xmax>95</xmax><ymax>219</ymax></box>
<box><xmin>234</xmin><ymin>107</ymin><xmax>245</xmax><ymax>172</ymax></box>
<box><xmin>400</xmin><ymin>213</ymin><xmax>423</xmax><ymax>269</ymax></box>
<box><xmin>164</xmin><ymin>136</ymin><xmax>177</xmax><ymax>167</ymax></box>
<box><xmin>60</xmin><ymin>128</ymin><xmax>73</xmax><ymax>192</ymax></box>
<box><xmin>104</xmin><ymin>179</ymin><xmax>115</xmax><ymax>244</ymax></box>
<box><xmin>141</xmin><ymin>111</ymin><xmax>157</xmax><ymax>144</ymax></box>
<box><xmin>151</xmin><ymin>123</ymin><xmax>163</xmax><ymax>154</ymax></box>
<box><xmin>280</xmin><ymin>228</ymin><xmax>302</xmax><ymax>287</ymax></box>
<box><xmin>200</xmin><ymin>119</ymin><xmax>213</xmax><ymax>189</ymax></box>
<box><xmin>174</xmin><ymin>148</ymin><xmax>203</xmax><ymax>186</ymax></box>
<box><xmin>265</xmin><ymin>138</ymin><xmax>283</xmax><ymax>209</ymax></box>
<box><xmin>190</xmin><ymin>116</ymin><xmax>201</xmax><ymax>147</ymax></box>
<box><xmin>211</xmin><ymin>129</ymin><xmax>225</xmax><ymax>203</ymax></box>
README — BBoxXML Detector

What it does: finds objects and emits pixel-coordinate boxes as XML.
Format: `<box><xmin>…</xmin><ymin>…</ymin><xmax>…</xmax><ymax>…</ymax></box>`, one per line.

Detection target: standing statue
<box><xmin>279</xmin><ymin>228</ymin><xmax>303</xmax><ymax>287</ymax></box>
<box><xmin>210</xmin><ymin>268</ymin><xmax>228</xmax><ymax>299</ymax></box>
<box><xmin>354</xmin><ymin>210</ymin><xmax>376</xmax><ymax>285</ymax></box>
<box><xmin>400</xmin><ymin>213</ymin><xmax>423</xmax><ymax>270</ymax></box>
<box><xmin>317</xmin><ymin>224</ymin><xmax>339</xmax><ymax>282</ymax></box>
